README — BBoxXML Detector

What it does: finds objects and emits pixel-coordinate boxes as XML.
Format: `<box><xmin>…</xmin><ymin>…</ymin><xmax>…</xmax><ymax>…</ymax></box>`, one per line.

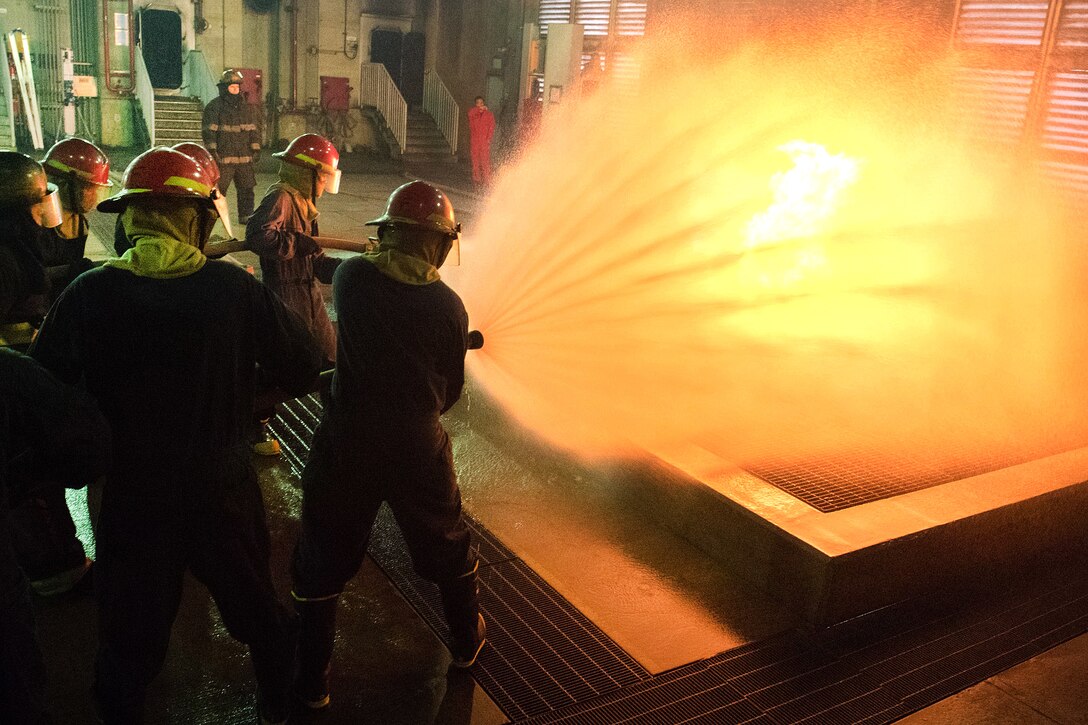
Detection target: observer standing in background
<box><xmin>31</xmin><ymin>148</ymin><xmax>323</xmax><ymax>725</ymax></box>
<box><xmin>468</xmin><ymin>96</ymin><xmax>495</xmax><ymax>188</ymax></box>
<box><xmin>1</xmin><ymin>348</ymin><xmax>109</xmax><ymax>724</ymax></box>
<box><xmin>202</xmin><ymin>68</ymin><xmax>261</xmax><ymax>224</ymax></box>
<box><xmin>290</xmin><ymin>181</ymin><xmax>486</xmax><ymax>713</ymax></box>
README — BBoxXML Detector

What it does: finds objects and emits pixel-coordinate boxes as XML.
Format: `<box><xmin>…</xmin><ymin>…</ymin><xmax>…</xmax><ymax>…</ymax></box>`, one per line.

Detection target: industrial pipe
<box><xmin>288</xmin><ymin>1</ymin><xmax>298</xmax><ymax>108</ymax></box>
<box><xmin>102</xmin><ymin>0</ymin><xmax>136</xmax><ymax>94</ymax></box>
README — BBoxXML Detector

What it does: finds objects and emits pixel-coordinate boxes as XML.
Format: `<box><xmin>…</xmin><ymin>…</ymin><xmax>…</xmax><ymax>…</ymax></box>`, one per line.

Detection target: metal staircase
<box><xmin>404</xmin><ymin>108</ymin><xmax>455</xmax><ymax>163</ymax></box>
<box><xmin>152</xmin><ymin>96</ymin><xmax>203</xmax><ymax>145</ymax></box>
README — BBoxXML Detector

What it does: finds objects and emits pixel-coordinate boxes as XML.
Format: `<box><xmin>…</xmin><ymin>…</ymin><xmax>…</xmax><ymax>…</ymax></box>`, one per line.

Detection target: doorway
<box><xmin>136</xmin><ymin>8</ymin><xmax>182</xmax><ymax>90</ymax></box>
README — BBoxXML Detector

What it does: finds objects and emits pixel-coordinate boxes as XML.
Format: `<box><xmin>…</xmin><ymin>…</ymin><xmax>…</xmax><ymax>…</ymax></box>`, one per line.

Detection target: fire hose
<box><xmin>202</xmin><ymin>235</ymin><xmax>376</xmax><ymax>258</ymax></box>
<box><xmin>201</xmin><ymin>233</ymin><xmax>485</xmax><ymax>411</ymax></box>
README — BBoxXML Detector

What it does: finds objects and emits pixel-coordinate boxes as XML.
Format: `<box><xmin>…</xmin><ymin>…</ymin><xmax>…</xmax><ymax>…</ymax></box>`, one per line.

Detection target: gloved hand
<box><xmin>294</xmin><ymin>233</ymin><xmax>320</xmax><ymax>255</ymax></box>
<box><xmin>252</xmin><ymin>150</ymin><xmax>261</xmax><ymax>164</ymax></box>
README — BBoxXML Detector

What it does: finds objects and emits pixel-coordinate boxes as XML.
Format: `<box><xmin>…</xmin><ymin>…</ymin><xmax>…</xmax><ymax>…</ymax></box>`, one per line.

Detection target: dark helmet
<box><xmin>0</xmin><ymin>151</ymin><xmax>56</xmax><ymax>205</ymax></box>
<box><xmin>219</xmin><ymin>68</ymin><xmax>243</xmax><ymax>86</ymax></box>
<box><xmin>42</xmin><ymin>138</ymin><xmax>113</xmax><ymax>187</ymax></box>
<box><xmin>172</xmin><ymin>142</ymin><xmax>221</xmax><ymax>187</ymax></box>
<box><xmin>0</xmin><ymin>150</ymin><xmax>63</xmax><ymax>227</ymax></box>
<box><xmin>365</xmin><ymin>180</ymin><xmax>459</xmax><ymax>237</ymax></box>
<box><xmin>98</xmin><ymin>147</ymin><xmax>218</xmax><ymax>213</ymax></box>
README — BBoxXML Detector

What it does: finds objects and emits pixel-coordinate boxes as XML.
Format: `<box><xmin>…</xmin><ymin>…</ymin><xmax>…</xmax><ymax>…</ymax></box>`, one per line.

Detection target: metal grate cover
<box><xmin>523</xmin><ymin>573</ymin><xmax>1088</xmax><ymax>724</ymax></box>
<box><xmin>369</xmin><ymin>509</ymin><xmax>649</xmax><ymax>721</ymax></box>
<box><xmin>742</xmin><ymin>433</ymin><xmax>1086</xmax><ymax>512</ymax></box>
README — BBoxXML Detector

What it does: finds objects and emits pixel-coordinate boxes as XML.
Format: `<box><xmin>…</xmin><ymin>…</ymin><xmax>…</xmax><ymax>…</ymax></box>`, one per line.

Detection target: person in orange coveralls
<box><xmin>467</xmin><ymin>96</ymin><xmax>495</xmax><ymax>188</ymax></box>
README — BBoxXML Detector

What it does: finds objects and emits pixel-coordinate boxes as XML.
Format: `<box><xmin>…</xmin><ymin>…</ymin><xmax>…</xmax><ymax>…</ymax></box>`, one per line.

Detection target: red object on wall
<box><xmin>320</xmin><ymin>76</ymin><xmax>351</xmax><ymax>111</ymax></box>
<box><xmin>233</xmin><ymin>67</ymin><xmax>264</xmax><ymax>105</ymax></box>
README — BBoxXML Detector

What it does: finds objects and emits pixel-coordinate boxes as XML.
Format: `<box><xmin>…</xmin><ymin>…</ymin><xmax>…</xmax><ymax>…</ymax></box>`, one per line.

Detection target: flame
<box><xmin>741</xmin><ymin>141</ymin><xmax>860</xmax><ymax>290</ymax></box>
<box><xmin>746</xmin><ymin>141</ymin><xmax>860</xmax><ymax>248</ymax></box>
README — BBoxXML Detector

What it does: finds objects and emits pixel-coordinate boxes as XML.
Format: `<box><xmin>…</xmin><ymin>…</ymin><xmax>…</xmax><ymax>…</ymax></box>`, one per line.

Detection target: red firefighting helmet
<box><xmin>98</xmin><ymin>147</ymin><xmax>218</xmax><ymax>213</ymax></box>
<box><xmin>219</xmin><ymin>68</ymin><xmax>243</xmax><ymax>86</ymax></box>
<box><xmin>273</xmin><ymin>134</ymin><xmax>341</xmax><ymax>193</ymax></box>
<box><xmin>172</xmin><ymin>142</ymin><xmax>221</xmax><ymax>187</ymax></box>
<box><xmin>42</xmin><ymin>137</ymin><xmax>113</xmax><ymax>187</ymax></box>
<box><xmin>365</xmin><ymin>180</ymin><xmax>460</xmax><ymax>237</ymax></box>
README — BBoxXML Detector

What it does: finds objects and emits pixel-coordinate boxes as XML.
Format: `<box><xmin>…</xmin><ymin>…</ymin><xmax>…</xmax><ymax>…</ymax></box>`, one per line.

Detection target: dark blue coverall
<box><xmin>30</xmin><ymin>260</ymin><xmax>322</xmax><ymax>723</ymax></box>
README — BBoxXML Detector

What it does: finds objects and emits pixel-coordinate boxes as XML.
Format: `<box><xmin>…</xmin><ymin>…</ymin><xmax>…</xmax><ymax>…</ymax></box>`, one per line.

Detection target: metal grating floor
<box><xmin>272</xmin><ymin>397</ymin><xmax>1088</xmax><ymax>723</ymax></box>
<box><xmin>521</xmin><ymin>572</ymin><xmax>1088</xmax><ymax>724</ymax></box>
<box><xmin>741</xmin><ymin>433</ymin><xmax>1087</xmax><ymax>512</ymax></box>
<box><xmin>369</xmin><ymin>509</ymin><xmax>650</xmax><ymax>721</ymax></box>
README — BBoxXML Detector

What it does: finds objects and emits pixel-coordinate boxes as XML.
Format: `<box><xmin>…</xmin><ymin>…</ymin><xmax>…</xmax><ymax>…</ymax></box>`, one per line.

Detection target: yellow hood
<box><xmin>103</xmin><ymin>205</ymin><xmax>207</xmax><ymax>278</ymax></box>
<box><xmin>361</xmin><ymin>248</ymin><xmax>440</xmax><ymax>285</ymax></box>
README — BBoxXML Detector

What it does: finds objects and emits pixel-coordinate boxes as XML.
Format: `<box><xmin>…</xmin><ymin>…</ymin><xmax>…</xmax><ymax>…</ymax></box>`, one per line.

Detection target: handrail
<box><xmin>360</xmin><ymin>62</ymin><xmax>406</xmax><ymax>153</ymax></box>
<box><xmin>134</xmin><ymin>43</ymin><xmax>155</xmax><ymax>143</ymax></box>
<box><xmin>181</xmin><ymin>48</ymin><xmax>218</xmax><ymax>106</ymax></box>
<box><xmin>0</xmin><ymin>33</ymin><xmax>14</xmax><ymax>145</ymax></box>
<box><xmin>423</xmin><ymin>69</ymin><xmax>458</xmax><ymax>155</ymax></box>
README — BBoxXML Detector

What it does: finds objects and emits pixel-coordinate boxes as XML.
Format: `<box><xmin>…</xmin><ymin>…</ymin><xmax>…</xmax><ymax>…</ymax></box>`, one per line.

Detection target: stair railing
<box><xmin>360</xmin><ymin>62</ymin><xmax>406</xmax><ymax>153</ymax></box>
<box><xmin>182</xmin><ymin>49</ymin><xmax>218</xmax><ymax>107</ymax></box>
<box><xmin>0</xmin><ymin>25</ymin><xmax>16</xmax><ymax>146</ymax></box>
<box><xmin>423</xmin><ymin>69</ymin><xmax>458</xmax><ymax>155</ymax></box>
<box><xmin>134</xmin><ymin>43</ymin><xmax>155</xmax><ymax>144</ymax></box>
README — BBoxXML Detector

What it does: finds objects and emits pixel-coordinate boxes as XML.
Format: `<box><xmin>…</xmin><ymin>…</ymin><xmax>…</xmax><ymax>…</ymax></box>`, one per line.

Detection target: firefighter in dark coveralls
<box><xmin>246</xmin><ymin>133</ymin><xmax>342</xmax><ymax>455</ymax></box>
<box><xmin>202</xmin><ymin>68</ymin><xmax>261</xmax><ymax>223</ymax></box>
<box><xmin>6</xmin><ymin>140</ymin><xmax>112</xmax><ymax>596</ymax></box>
<box><xmin>0</xmin><ymin>151</ymin><xmax>63</xmax><ymax>332</ymax></box>
<box><xmin>290</xmin><ymin>181</ymin><xmax>485</xmax><ymax>711</ymax></box>
<box><xmin>0</xmin><ymin>348</ymin><xmax>109</xmax><ymax>724</ymax></box>
<box><xmin>29</xmin><ymin>147</ymin><xmax>323</xmax><ymax>725</ymax></box>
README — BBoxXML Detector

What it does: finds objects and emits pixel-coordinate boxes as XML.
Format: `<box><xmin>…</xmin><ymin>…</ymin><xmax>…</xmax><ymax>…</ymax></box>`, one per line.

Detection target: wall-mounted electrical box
<box><xmin>320</xmin><ymin>76</ymin><xmax>351</xmax><ymax>111</ymax></box>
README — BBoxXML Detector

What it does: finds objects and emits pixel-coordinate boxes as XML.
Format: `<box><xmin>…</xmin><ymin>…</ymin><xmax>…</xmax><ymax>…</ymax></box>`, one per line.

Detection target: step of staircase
<box><xmin>403</xmin><ymin>109</ymin><xmax>453</xmax><ymax>162</ymax></box>
<box><xmin>152</xmin><ymin>95</ymin><xmax>203</xmax><ymax>146</ymax></box>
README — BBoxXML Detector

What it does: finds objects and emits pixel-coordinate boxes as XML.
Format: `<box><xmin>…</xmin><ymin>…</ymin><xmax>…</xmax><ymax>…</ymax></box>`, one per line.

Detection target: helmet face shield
<box><xmin>324</xmin><ymin>168</ymin><xmax>342</xmax><ymax>195</ymax></box>
<box><xmin>446</xmin><ymin>236</ymin><xmax>460</xmax><ymax>266</ymax></box>
<box><xmin>75</xmin><ymin>182</ymin><xmax>111</xmax><ymax>214</ymax></box>
<box><xmin>36</xmin><ymin>183</ymin><xmax>63</xmax><ymax>228</ymax></box>
<box><xmin>211</xmin><ymin>188</ymin><xmax>234</xmax><ymax>238</ymax></box>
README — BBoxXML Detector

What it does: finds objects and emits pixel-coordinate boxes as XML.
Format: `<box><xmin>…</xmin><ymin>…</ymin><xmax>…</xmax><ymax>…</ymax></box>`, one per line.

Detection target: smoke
<box><xmin>446</xmin><ymin>13</ymin><xmax>1088</xmax><ymax>472</ymax></box>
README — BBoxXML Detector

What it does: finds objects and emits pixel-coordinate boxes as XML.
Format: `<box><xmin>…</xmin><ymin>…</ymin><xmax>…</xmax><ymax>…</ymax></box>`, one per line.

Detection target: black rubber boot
<box><xmin>438</xmin><ymin>561</ymin><xmax>487</xmax><ymax>668</ymax></box>
<box><xmin>294</xmin><ymin>596</ymin><xmax>338</xmax><ymax>710</ymax></box>
<box><xmin>250</xmin><ymin>622</ymin><xmax>297</xmax><ymax>725</ymax></box>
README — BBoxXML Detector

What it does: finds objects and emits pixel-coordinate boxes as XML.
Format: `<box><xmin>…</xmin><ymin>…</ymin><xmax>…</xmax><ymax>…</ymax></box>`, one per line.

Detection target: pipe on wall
<box><xmin>289</xmin><ymin>1</ymin><xmax>298</xmax><ymax>108</ymax></box>
<box><xmin>102</xmin><ymin>0</ymin><xmax>136</xmax><ymax>94</ymax></box>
